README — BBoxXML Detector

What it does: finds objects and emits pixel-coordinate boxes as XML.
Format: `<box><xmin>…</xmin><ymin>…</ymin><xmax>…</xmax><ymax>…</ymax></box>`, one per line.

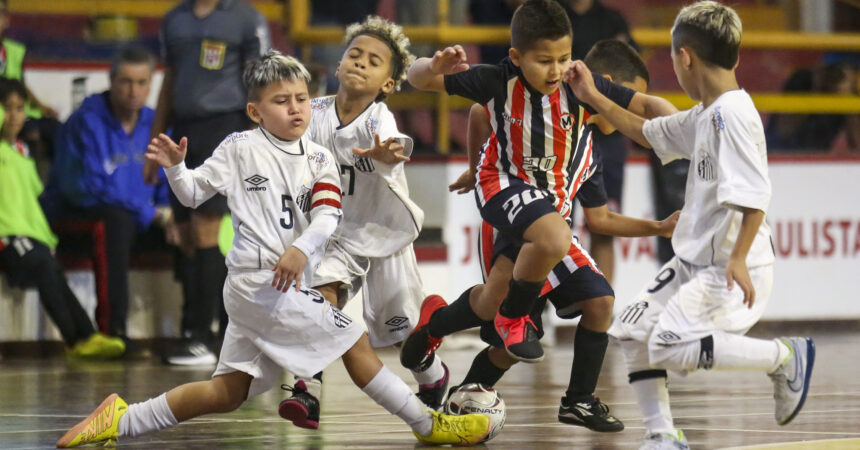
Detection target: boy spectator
<box><xmin>0</xmin><ymin>78</ymin><xmax>125</xmax><ymax>359</ymax></box>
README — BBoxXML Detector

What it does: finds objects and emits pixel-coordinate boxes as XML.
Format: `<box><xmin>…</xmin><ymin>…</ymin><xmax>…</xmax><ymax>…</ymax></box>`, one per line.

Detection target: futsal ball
<box><xmin>444</xmin><ymin>383</ymin><xmax>506</xmax><ymax>442</ymax></box>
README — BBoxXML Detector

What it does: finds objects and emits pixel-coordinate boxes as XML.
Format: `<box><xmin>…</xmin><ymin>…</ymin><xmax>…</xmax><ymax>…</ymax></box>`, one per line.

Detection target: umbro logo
<box><xmin>245</xmin><ymin>174</ymin><xmax>268</xmax><ymax>191</ymax></box>
<box><xmin>385</xmin><ymin>316</ymin><xmax>408</xmax><ymax>327</ymax></box>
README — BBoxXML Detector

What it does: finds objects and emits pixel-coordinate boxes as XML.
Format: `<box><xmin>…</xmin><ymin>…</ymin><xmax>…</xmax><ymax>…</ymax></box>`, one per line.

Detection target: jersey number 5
<box><xmin>280</xmin><ymin>194</ymin><xmax>294</xmax><ymax>229</ymax></box>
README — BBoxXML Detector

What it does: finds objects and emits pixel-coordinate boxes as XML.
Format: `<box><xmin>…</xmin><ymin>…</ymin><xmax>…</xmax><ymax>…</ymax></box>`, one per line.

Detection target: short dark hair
<box><xmin>0</xmin><ymin>78</ymin><xmax>27</xmax><ymax>104</ymax></box>
<box><xmin>584</xmin><ymin>40</ymin><xmax>650</xmax><ymax>85</ymax></box>
<box><xmin>110</xmin><ymin>46</ymin><xmax>155</xmax><ymax>79</ymax></box>
<box><xmin>671</xmin><ymin>1</ymin><xmax>742</xmax><ymax>70</ymax></box>
<box><xmin>510</xmin><ymin>0</ymin><xmax>572</xmax><ymax>52</ymax></box>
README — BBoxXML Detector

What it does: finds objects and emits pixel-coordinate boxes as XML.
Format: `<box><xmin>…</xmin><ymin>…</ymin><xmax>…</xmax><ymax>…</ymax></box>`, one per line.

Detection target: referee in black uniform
<box><xmin>143</xmin><ymin>0</ymin><xmax>270</xmax><ymax>365</ymax></box>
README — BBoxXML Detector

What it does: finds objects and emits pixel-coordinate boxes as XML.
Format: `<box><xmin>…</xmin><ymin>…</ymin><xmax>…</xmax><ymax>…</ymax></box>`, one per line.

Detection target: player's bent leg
<box><xmin>516</xmin><ymin>212</ymin><xmax>572</xmax><ymax>281</ymax></box>
<box><xmin>472</xmin><ymin>256</ymin><xmax>514</xmax><ymax>320</ymax></box>
<box><xmin>558</xmin><ymin>296</ymin><xmax>623</xmax><ymax>432</ymax></box>
<box><xmin>618</xmin><ymin>340</ymin><xmax>687</xmax><ymax>449</ymax></box>
<box><xmin>314</xmin><ymin>282</ymin><xmax>342</xmax><ymax>307</ymax></box>
<box><xmin>165</xmin><ymin>371</ymin><xmax>253</xmax><ymax>421</ymax></box>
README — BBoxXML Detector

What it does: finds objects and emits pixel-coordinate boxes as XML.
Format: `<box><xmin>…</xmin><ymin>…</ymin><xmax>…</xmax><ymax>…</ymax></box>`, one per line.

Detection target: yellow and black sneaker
<box><xmin>413</xmin><ymin>409</ymin><xmax>489</xmax><ymax>446</ymax></box>
<box><xmin>56</xmin><ymin>393</ymin><xmax>128</xmax><ymax>447</ymax></box>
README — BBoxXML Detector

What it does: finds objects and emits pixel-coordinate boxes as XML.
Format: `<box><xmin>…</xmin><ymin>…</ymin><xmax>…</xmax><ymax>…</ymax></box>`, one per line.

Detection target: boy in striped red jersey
<box><xmin>407</xmin><ymin>0</ymin><xmax>676</xmax><ymax>363</ymax></box>
<box><xmin>403</xmin><ymin>39</ymin><xmax>679</xmax><ymax>432</ymax></box>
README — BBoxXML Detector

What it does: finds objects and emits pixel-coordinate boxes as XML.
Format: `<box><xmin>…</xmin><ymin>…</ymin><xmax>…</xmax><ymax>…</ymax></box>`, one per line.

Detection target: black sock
<box><xmin>195</xmin><ymin>246</ymin><xmax>226</xmax><ymax>341</ymax></box>
<box><xmin>427</xmin><ymin>286</ymin><xmax>482</xmax><ymax>338</ymax></box>
<box><xmin>566</xmin><ymin>325</ymin><xmax>609</xmax><ymax>401</ymax></box>
<box><xmin>461</xmin><ymin>347</ymin><xmax>508</xmax><ymax>387</ymax></box>
<box><xmin>498</xmin><ymin>279</ymin><xmax>543</xmax><ymax>318</ymax></box>
<box><xmin>176</xmin><ymin>249</ymin><xmax>198</xmax><ymax>336</ymax></box>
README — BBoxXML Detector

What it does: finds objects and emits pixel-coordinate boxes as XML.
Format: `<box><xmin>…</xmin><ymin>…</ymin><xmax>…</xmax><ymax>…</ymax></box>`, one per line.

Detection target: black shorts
<box><xmin>478</xmin><ymin>182</ymin><xmax>558</xmax><ymax>241</ymax></box>
<box><xmin>478</xmin><ymin>264</ymin><xmax>614</xmax><ymax>348</ymax></box>
<box><xmin>170</xmin><ymin>110</ymin><xmax>251</xmax><ymax>222</ymax></box>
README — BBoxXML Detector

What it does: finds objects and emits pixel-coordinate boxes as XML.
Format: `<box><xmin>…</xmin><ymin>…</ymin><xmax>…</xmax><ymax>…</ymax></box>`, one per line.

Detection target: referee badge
<box><xmin>200</xmin><ymin>40</ymin><xmax>227</xmax><ymax>70</ymax></box>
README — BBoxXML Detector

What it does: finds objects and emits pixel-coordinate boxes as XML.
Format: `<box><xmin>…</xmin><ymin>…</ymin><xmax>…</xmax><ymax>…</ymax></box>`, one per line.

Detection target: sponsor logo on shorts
<box><xmin>619</xmin><ymin>301</ymin><xmax>648</xmax><ymax>325</ymax></box>
<box><xmin>329</xmin><ymin>307</ymin><xmax>353</xmax><ymax>329</ymax></box>
<box><xmin>244</xmin><ymin>174</ymin><xmax>268</xmax><ymax>191</ymax></box>
<box><xmin>656</xmin><ymin>330</ymin><xmax>682</xmax><ymax>346</ymax></box>
<box><xmin>384</xmin><ymin>316</ymin><xmax>408</xmax><ymax>327</ymax></box>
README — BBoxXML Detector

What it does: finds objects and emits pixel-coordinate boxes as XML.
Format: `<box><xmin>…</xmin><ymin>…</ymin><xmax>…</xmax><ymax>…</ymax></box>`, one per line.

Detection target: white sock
<box><xmin>711</xmin><ymin>332</ymin><xmax>783</xmax><ymax>372</ymax></box>
<box><xmin>771</xmin><ymin>339</ymin><xmax>792</xmax><ymax>373</ymax></box>
<box><xmin>361</xmin><ymin>365</ymin><xmax>433</xmax><ymax>436</ymax></box>
<box><xmin>295</xmin><ymin>375</ymin><xmax>322</xmax><ymax>399</ymax></box>
<box><xmin>630</xmin><ymin>377</ymin><xmax>675</xmax><ymax>435</ymax></box>
<box><xmin>118</xmin><ymin>393</ymin><xmax>178</xmax><ymax>438</ymax></box>
<box><xmin>411</xmin><ymin>356</ymin><xmax>445</xmax><ymax>386</ymax></box>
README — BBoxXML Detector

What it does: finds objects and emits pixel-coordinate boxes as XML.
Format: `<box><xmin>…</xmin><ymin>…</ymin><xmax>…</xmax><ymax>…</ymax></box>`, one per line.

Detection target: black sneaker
<box><xmin>163</xmin><ymin>338</ymin><xmax>217</xmax><ymax>366</ymax></box>
<box><xmin>279</xmin><ymin>380</ymin><xmax>320</xmax><ymax>429</ymax></box>
<box><xmin>416</xmin><ymin>362</ymin><xmax>449</xmax><ymax>410</ymax></box>
<box><xmin>558</xmin><ymin>396</ymin><xmax>624</xmax><ymax>432</ymax></box>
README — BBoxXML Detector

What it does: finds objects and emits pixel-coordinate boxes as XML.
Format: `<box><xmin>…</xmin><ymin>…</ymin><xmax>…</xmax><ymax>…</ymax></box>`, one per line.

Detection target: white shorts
<box><xmin>212</xmin><ymin>270</ymin><xmax>364</xmax><ymax>398</ymax></box>
<box><xmin>313</xmin><ymin>241</ymin><xmax>424</xmax><ymax>348</ymax></box>
<box><xmin>609</xmin><ymin>257</ymin><xmax>773</xmax><ymax>346</ymax></box>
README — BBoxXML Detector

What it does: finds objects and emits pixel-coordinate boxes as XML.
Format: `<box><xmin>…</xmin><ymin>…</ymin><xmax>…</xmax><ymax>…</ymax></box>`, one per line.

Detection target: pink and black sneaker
<box><xmin>279</xmin><ymin>380</ymin><xmax>320</xmax><ymax>429</ymax></box>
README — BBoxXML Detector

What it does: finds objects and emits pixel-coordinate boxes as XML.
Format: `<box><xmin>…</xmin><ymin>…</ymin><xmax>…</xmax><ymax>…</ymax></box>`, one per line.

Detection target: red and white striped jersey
<box><xmin>444</xmin><ymin>58</ymin><xmax>634</xmax><ymax>220</ymax></box>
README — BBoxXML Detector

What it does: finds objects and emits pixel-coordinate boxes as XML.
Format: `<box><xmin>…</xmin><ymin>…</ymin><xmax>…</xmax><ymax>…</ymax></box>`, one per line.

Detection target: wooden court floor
<box><xmin>1</xmin><ymin>324</ymin><xmax>858</xmax><ymax>449</ymax></box>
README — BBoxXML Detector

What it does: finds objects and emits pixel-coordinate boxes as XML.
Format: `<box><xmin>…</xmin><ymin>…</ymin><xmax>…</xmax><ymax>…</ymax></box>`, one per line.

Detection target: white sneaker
<box><xmin>165</xmin><ymin>339</ymin><xmax>218</xmax><ymax>366</ymax></box>
<box><xmin>640</xmin><ymin>429</ymin><xmax>689</xmax><ymax>450</ymax></box>
<box><xmin>769</xmin><ymin>337</ymin><xmax>815</xmax><ymax>425</ymax></box>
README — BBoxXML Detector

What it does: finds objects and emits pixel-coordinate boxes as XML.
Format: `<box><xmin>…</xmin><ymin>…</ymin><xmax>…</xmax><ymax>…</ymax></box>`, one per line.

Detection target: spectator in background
<box><xmin>0</xmin><ymin>0</ymin><xmax>60</xmax><ymax>181</ymax></box>
<box><xmin>470</xmin><ymin>0</ymin><xmax>524</xmax><ymax>64</ymax></box>
<box><xmin>766</xmin><ymin>62</ymin><xmax>860</xmax><ymax>153</ymax></box>
<box><xmin>0</xmin><ymin>79</ymin><xmax>126</xmax><ymax>359</ymax></box>
<box><xmin>558</xmin><ymin>0</ymin><xmax>637</xmax><ymax>60</ymax></box>
<box><xmin>143</xmin><ymin>0</ymin><xmax>271</xmax><ymax>366</ymax></box>
<box><xmin>41</xmin><ymin>47</ymin><xmax>170</xmax><ymax>355</ymax></box>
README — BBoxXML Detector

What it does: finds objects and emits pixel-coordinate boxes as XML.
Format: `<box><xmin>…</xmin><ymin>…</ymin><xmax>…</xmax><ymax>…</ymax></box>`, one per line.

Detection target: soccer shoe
<box><xmin>769</xmin><ymin>337</ymin><xmax>815</xmax><ymax>425</ymax></box>
<box><xmin>400</xmin><ymin>295</ymin><xmax>447</xmax><ymax>371</ymax></box>
<box><xmin>639</xmin><ymin>429</ymin><xmax>689</xmax><ymax>450</ymax></box>
<box><xmin>558</xmin><ymin>396</ymin><xmax>624</xmax><ymax>432</ymax></box>
<box><xmin>73</xmin><ymin>333</ymin><xmax>126</xmax><ymax>359</ymax></box>
<box><xmin>56</xmin><ymin>393</ymin><xmax>128</xmax><ymax>448</ymax></box>
<box><xmin>417</xmin><ymin>362</ymin><xmax>450</xmax><ymax>411</ymax></box>
<box><xmin>279</xmin><ymin>381</ymin><xmax>321</xmax><ymax>429</ymax></box>
<box><xmin>164</xmin><ymin>338</ymin><xmax>217</xmax><ymax>366</ymax></box>
<box><xmin>493</xmin><ymin>313</ymin><xmax>543</xmax><ymax>362</ymax></box>
<box><xmin>413</xmin><ymin>409</ymin><xmax>490</xmax><ymax>445</ymax></box>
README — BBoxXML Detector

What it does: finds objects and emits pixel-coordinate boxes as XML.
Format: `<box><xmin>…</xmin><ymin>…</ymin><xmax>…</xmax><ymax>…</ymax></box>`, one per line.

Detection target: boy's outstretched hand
<box><xmin>353</xmin><ymin>134</ymin><xmax>409</xmax><ymax>164</ymax></box>
<box><xmin>431</xmin><ymin>45</ymin><xmax>469</xmax><ymax>75</ymax></box>
<box><xmin>448</xmin><ymin>168</ymin><xmax>476</xmax><ymax>194</ymax></box>
<box><xmin>146</xmin><ymin>134</ymin><xmax>187</xmax><ymax>168</ymax></box>
<box><xmin>658</xmin><ymin>210</ymin><xmax>681</xmax><ymax>238</ymax></box>
<box><xmin>564</xmin><ymin>60</ymin><xmax>598</xmax><ymax>104</ymax></box>
<box><xmin>272</xmin><ymin>246</ymin><xmax>307</xmax><ymax>292</ymax></box>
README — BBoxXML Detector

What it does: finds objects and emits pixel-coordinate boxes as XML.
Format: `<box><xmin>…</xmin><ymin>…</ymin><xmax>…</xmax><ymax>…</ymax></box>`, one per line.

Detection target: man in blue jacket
<box><xmin>43</xmin><ymin>47</ymin><xmax>171</xmax><ymax>352</ymax></box>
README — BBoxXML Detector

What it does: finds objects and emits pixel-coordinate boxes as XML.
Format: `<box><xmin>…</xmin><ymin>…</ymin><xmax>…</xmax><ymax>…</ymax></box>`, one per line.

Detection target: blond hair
<box><xmin>672</xmin><ymin>1</ymin><xmax>742</xmax><ymax>69</ymax></box>
<box><xmin>243</xmin><ymin>50</ymin><xmax>311</xmax><ymax>101</ymax></box>
<box><xmin>344</xmin><ymin>15</ymin><xmax>415</xmax><ymax>101</ymax></box>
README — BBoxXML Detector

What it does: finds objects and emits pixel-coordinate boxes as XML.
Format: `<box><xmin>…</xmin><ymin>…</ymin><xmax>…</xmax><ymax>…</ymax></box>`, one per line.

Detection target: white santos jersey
<box><xmin>164</xmin><ymin>128</ymin><xmax>342</xmax><ymax>279</ymax></box>
<box><xmin>306</xmin><ymin>96</ymin><xmax>423</xmax><ymax>258</ymax></box>
<box><xmin>643</xmin><ymin>89</ymin><xmax>774</xmax><ymax>267</ymax></box>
